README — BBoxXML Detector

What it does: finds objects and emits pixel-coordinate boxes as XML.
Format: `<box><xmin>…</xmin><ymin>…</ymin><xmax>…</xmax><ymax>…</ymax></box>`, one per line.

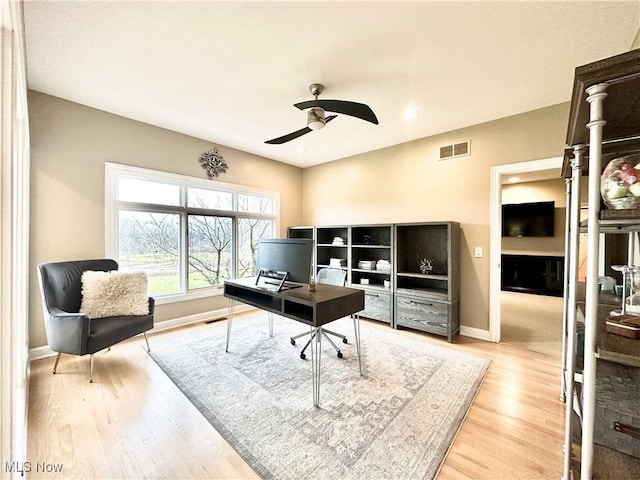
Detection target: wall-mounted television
<box><xmin>502</xmin><ymin>201</ymin><xmax>555</xmax><ymax>237</ymax></box>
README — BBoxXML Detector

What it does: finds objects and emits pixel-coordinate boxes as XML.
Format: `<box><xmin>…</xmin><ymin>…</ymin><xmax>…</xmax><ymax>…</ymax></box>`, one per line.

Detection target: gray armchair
<box><xmin>37</xmin><ymin>259</ymin><xmax>154</xmax><ymax>382</ymax></box>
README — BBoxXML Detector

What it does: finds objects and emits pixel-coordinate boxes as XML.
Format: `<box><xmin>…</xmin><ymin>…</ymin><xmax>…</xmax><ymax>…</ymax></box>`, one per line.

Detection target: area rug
<box><xmin>149</xmin><ymin>314</ymin><xmax>490</xmax><ymax>480</ymax></box>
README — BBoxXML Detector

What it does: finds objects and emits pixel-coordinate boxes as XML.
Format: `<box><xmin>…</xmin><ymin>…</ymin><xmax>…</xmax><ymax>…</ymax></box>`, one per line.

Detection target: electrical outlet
<box><xmin>474</xmin><ymin>247</ymin><xmax>483</xmax><ymax>258</ymax></box>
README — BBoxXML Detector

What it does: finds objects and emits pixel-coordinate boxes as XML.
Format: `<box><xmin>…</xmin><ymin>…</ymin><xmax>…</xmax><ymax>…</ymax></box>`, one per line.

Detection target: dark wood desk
<box><xmin>223</xmin><ymin>277</ymin><xmax>365</xmax><ymax>406</ymax></box>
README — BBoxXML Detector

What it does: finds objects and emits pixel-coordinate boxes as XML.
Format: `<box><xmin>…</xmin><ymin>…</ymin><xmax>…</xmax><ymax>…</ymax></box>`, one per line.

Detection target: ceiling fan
<box><xmin>265</xmin><ymin>83</ymin><xmax>379</xmax><ymax>145</ymax></box>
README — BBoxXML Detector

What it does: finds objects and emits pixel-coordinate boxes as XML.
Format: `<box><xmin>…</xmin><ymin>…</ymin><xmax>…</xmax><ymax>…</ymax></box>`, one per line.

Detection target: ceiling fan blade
<box><xmin>264</xmin><ymin>115</ymin><xmax>337</xmax><ymax>144</ymax></box>
<box><xmin>294</xmin><ymin>99</ymin><xmax>378</xmax><ymax>125</ymax></box>
<box><xmin>265</xmin><ymin>126</ymin><xmax>311</xmax><ymax>144</ymax></box>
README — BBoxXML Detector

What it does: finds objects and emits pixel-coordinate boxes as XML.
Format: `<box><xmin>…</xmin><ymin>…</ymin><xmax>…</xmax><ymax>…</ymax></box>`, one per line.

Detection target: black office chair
<box><xmin>290</xmin><ymin>267</ymin><xmax>348</xmax><ymax>359</ymax></box>
<box><xmin>37</xmin><ymin>259</ymin><xmax>155</xmax><ymax>382</ymax></box>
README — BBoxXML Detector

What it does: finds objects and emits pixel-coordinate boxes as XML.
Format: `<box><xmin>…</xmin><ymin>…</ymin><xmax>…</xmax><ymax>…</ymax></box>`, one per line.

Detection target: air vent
<box><xmin>439</xmin><ymin>140</ymin><xmax>470</xmax><ymax>160</ymax></box>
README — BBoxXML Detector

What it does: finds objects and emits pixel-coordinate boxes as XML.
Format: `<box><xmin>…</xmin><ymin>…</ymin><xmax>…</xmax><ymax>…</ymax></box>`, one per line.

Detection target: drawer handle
<box><xmin>410</xmin><ymin>300</ymin><xmax>433</xmax><ymax>307</ymax></box>
<box><xmin>366</xmin><ymin>294</ymin><xmax>380</xmax><ymax>298</ymax></box>
<box><xmin>614</xmin><ymin>422</ymin><xmax>640</xmax><ymax>439</ymax></box>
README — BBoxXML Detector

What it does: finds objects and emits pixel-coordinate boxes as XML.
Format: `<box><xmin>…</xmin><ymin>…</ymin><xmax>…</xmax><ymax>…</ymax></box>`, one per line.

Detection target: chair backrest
<box><xmin>38</xmin><ymin>259</ymin><xmax>118</xmax><ymax>314</ymax></box>
<box><xmin>316</xmin><ymin>267</ymin><xmax>347</xmax><ymax>287</ymax></box>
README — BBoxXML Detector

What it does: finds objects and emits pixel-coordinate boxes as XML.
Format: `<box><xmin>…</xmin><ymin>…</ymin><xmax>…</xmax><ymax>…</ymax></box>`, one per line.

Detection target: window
<box><xmin>106</xmin><ymin>163</ymin><xmax>279</xmax><ymax>303</ymax></box>
<box><xmin>118</xmin><ymin>210</ymin><xmax>181</xmax><ymax>295</ymax></box>
<box><xmin>238</xmin><ymin>217</ymin><xmax>273</xmax><ymax>278</ymax></box>
<box><xmin>119</xmin><ymin>177</ymin><xmax>181</xmax><ymax>206</ymax></box>
<box><xmin>188</xmin><ymin>215</ymin><xmax>232</xmax><ymax>289</ymax></box>
<box><xmin>238</xmin><ymin>193</ymin><xmax>274</xmax><ymax>214</ymax></box>
<box><xmin>188</xmin><ymin>187</ymin><xmax>233</xmax><ymax>210</ymax></box>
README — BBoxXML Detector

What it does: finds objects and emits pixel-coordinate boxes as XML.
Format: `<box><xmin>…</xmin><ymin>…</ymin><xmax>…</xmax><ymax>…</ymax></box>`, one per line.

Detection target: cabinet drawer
<box><xmin>360</xmin><ymin>291</ymin><xmax>392</xmax><ymax>323</ymax></box>
<box><xmin>395</xmin><ymin>295</ymin><xmax>449</xmax><ymax>337</ymax></box>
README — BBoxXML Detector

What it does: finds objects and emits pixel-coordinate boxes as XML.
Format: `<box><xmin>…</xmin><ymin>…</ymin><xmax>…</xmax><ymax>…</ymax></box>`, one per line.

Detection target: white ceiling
<box><xmin>23</xmin><ymin>1</ymin><xmax>640</xmax><ymax>168</ymax></box>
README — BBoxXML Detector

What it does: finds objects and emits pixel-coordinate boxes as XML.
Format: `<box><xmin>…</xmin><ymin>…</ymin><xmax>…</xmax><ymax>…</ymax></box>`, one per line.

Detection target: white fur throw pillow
<box><xmin>80</xmin><ymin>270</ymin><xmax>149</xmax><ymax>319</ymax></box>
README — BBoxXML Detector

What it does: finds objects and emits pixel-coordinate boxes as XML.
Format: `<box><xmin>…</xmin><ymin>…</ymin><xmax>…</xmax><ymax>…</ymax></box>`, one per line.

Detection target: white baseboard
<box><xmin>29</xmin><ymin>307</ymin><xmax>494</xmax><ymax>362</ymax></box>
<box><xmin>150</xmin><ymin>304</ymin><xmax>254</xmax><ymax>334</ymax></box>
<box><xmin>29</xmin><ymin>304</ymin><xmax>256</xmax><ymax>362</ymax></box>
<box><xmin>29</xmin><ymin>345</ymin><xmax>56</xmax><ymax>362</ymax></box>
<box><xmin>459</xmin><ymin>325</ymin><xmax>493</xmax><ymax>342</ymax></box>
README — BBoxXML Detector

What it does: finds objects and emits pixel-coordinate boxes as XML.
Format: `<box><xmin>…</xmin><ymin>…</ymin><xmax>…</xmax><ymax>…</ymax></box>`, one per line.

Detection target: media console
<box><xmin>501</xmin><ymin>254</ymin><xmax>565</xmax><ymax>297</ymax></box>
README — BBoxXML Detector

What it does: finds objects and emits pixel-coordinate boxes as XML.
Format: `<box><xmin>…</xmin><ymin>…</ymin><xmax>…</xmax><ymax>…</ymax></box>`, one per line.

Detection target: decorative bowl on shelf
<box><xmin>600</xmin><ymin>153</ymin><xmax>640</xmax><ymax>210</ymax></box>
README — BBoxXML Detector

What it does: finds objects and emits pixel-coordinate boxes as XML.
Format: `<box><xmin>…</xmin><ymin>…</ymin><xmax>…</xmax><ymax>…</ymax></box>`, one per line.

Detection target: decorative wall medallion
<box><xmin>199</xmin><ymin>147</ymin><xmax>228</xmax><ymax>179</ymax></box>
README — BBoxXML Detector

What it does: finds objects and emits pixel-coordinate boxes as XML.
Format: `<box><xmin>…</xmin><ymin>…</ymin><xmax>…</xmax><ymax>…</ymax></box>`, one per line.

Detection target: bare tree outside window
<box><xmin>187</xmin><ymin>187</ymin><xmax>232</xmax><ymax>210</ymax></box>
<box><xmin>237</xmin><ymin>194</ymin><xmax>274</xmax><ymax>277</ymax></box>
<box><xmin>118</xmin><ymin>211</ymin><xmax>180</xmax><ymax>295</ymax></box>
<box><xmin>238</xmin><ymin>193</ymin><xmax>273</xmax><ymax>214</ymax></box>
<box><xmin>188</xmin><ymin>215</ymin><xmax>233</xmax><ymax>288</ymax></box>
<box><xmin>238</xmin><ymin>217</ymin><xmax>273</xmax><ymax>278</ymax></box>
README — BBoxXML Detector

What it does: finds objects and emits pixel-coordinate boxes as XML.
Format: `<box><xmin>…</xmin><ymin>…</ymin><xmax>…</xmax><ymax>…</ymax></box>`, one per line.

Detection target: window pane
<box><xmin>118</xmin><ymin>178</ymin><xmax>180</xmax><ymax>206</ymax></box>
<box><xmin>188</xmin><ymin>187</ymin><xmax>233</xmax><ymax>210</ymax></box>
<box><xmin>238</xmin><ymin>193</ymin><xmax>273</xmax><ymax>214</ymax></box>
<box><xmin>188</xmin><ymin>215</ymin><xmax>233</xmax><ymax>289</ymax></box>
<box><xmin>238</xmin><ymin>218</ymin><xmax>273</xmax><ymax>278</ymax></box>
<box><xmin>118</xmin><ymin>211</ymin><xmax>180</xmax><ymax>295</ymax></box>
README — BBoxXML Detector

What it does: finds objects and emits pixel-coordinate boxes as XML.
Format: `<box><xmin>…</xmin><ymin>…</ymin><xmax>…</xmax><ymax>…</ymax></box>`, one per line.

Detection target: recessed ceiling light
<box><xmin>404</xmin><ymin>109</ymin><xmax>419</xmax><ymax>120</ymax></box>
<box><xmin>508</xmin><ymin>176</ymin><xmax>520</xmax><ymax>183</ymax></box>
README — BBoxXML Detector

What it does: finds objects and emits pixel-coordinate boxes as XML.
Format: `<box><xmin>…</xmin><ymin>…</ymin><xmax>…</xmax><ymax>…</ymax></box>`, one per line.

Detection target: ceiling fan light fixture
<box><xmin>307</xmin><ymin>107</ymin><xmax>326</xmax><ymax>131</ymax></box>
<box><xmin>264</xmin><ymin>82</ymin><xmax>377</xmax><ymax>144</ymax></box>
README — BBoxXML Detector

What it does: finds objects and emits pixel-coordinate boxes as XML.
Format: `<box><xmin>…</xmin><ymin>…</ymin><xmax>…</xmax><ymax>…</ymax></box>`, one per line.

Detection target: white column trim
<box><xmin>580</xmin><ymin>83</ymin><xmax>608</xmax><ymax>480</ymax></box>
<box><xmin>1</xmin><ymin>0</ymin><xmax>31</xmax><ymax>473</ymax></box>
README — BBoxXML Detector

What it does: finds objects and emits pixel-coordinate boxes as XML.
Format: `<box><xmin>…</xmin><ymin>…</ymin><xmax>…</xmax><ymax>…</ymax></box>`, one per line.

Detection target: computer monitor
<box><xmin>256</xmin><ymin>238</ymin><xmax>313</xmax><ymax>284</ymax></box>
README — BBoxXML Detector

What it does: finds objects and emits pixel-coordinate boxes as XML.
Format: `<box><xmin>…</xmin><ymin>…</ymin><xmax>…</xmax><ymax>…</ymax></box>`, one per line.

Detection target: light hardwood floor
<box><xmin>27</xmin><ymin>313</ymin><xmax>565</xmax><ymax>479</ymax></box>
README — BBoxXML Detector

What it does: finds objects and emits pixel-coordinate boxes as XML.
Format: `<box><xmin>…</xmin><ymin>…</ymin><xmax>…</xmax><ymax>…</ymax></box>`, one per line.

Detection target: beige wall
<box><xmin>28</xmin><ymin>91</ymin><xmax>572</xmax><ymax>343</ymax></box>
<box><xmin>301</xmin><ymin>103</ymin><xmax>570</xmax><ymax>332</ymax></box>
<box><xmin>28</xmin><ymin>91</ymin><xmax>303</xmax><ymax>348</ymax></box>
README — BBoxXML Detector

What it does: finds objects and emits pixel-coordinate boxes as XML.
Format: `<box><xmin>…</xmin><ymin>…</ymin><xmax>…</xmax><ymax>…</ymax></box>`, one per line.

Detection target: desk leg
<box><xmin>353</xmin><ymin>314</ymin><xmax>362</xmax><ymax>376</ymax></box>
<box><xmin>310</xmin><ymin>325</ymin><xmax>322</xmax><ymax>407</ymax></box>
<box><xmin>268</xmin><ymin>312</ymin><xmax>274</xmax><ymax>337</ymax></box>
<box><xmin>225</xmin><ymin>298</ymin><xmax>235</xmax><ymax>353</ymax></box>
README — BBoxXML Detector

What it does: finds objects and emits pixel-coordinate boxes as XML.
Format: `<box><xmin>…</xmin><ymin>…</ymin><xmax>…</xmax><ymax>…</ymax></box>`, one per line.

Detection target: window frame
<box><xmin>105</xmin><ymin>162</ymin><xmax>279</xmax><ymax>304</ymax></box>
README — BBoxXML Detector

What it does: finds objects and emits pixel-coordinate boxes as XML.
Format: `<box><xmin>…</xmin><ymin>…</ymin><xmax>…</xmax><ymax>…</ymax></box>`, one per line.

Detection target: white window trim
<box><xmin>105</xmin><ymin>162</ymin><xmax>280</xmax><ymax>304</ymax></box>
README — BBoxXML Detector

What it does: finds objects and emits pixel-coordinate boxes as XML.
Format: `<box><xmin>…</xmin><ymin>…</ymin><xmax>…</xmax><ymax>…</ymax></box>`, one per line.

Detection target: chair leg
<box><xmin>323</xmin><ymin>328</ymin><xmax>347</xmax><ymax>343</ymax></box>
<box><xmin>143</xmin><ymin>331</ymin><xmax>150</xmax><ymax>352</ymax></box>
<box><xmin>52</xmin><ymin>352</ymin><xmax>62</xmax><ymax>374</ymax></box>
<box><xmin>321</xmin><ymin>329</ymin><xmax>342</xmax><ymax>356</ymax></box>
<box><xmin>291</xmin><ymin>328</ymin><xmax>346</xmax><ymax>346</ymax></box>
<box><xmin>290</xmin><ymin>330</ymin><xmax>311</xmax><ymax>344</ymax></box>
<box><xmin>299</xmin><ymin>331</ymin><xmax>316</xmax><ymax>359</ymax></box>
<box><xmin>300</xmin><ymin>328</ymin><xmax>343</xmax><ymax>359</ymax></box>
<box><xmin>89</xmin><ymin>354</ymin><xmax>94</xmax><ymax>383</ymax></box>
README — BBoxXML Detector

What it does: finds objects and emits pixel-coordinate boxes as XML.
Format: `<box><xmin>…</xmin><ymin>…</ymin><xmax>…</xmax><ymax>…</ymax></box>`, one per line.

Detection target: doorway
<box><xmin>489</xmin><ymin>156</ymin><xmax>564</xmax><ymax>346</ymax></box>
